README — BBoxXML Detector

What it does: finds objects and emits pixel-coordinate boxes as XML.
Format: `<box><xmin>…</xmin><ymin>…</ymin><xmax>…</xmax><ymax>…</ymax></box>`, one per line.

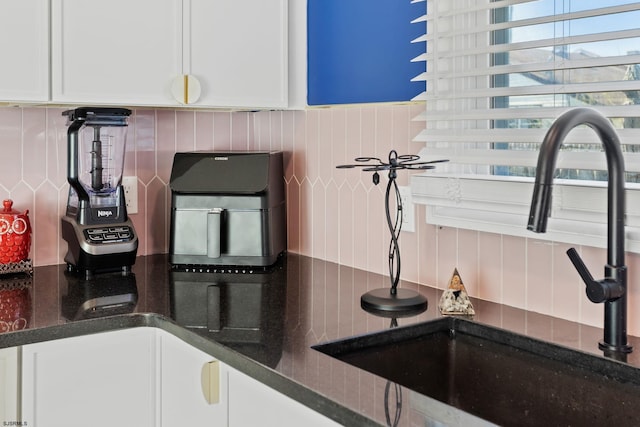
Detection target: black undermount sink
<box><xmin>313</xmin><ymin>317</ymin><xmax>640</xmax><ymax>426</ymax></box>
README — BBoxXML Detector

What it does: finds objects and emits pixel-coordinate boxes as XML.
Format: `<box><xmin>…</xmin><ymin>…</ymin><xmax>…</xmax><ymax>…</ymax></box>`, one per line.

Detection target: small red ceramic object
<box><xmin>0</xmin><ymin>200</ymin><xmax>31</xmax><ymax>264</ymax></box>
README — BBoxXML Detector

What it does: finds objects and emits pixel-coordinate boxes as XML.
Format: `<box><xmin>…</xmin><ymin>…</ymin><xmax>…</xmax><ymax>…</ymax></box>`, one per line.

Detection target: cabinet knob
<box><xmin>201</xmin><ymin>360</ymin><xmax>220</xmax><ymax>404</ymax></box>
<box><xmin>171</xmin><ymin>74</ymin><xmax>202</xmax><ymax>104</ymax></box>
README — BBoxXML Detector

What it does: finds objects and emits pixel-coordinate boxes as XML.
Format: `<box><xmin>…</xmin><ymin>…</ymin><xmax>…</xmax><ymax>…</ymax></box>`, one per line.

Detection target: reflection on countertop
<box><xmin>62</xmin><ymin>270</ymin><xmax>138</xmax><ymax>321</ymax></box>
<box><xmin>2</xmin><ymin>253</ymin><xmax>640</xmax><ymax>426</ymax></box>
<box><xmin>0</xmin><ymin>272</ymin><xmax>32</xmax><ymax>333</ymax></box>
<box><xmin>169</xmin><ymin>258</ymin><xmax>287</xmax><ymax>368</ymax></box>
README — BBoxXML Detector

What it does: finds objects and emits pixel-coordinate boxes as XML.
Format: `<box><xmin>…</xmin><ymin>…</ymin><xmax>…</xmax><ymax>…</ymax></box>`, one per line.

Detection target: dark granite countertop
<box><xmin>2</xmin><ymin>253</ymin><xmax>640</xmax><ymax>426</ymax></box>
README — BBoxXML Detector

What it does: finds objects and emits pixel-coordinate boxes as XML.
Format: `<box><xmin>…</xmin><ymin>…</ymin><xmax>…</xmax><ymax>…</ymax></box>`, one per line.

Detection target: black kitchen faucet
<box><xmin>527</xmin><ymin>107</ymin><xmax>632</xmax><ymax>358</ymax></box>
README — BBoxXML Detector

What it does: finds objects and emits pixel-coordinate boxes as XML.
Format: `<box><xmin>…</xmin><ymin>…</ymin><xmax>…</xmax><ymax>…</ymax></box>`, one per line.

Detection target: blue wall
<box><xmin>307</xmin><ymin>0</ymin><xmax>425</xmax><ymax>105</ymax></box>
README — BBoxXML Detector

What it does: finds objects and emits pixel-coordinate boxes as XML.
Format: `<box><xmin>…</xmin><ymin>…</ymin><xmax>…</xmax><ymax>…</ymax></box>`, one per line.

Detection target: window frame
<box><xmin>411</xmin><ymin>0</ymin><xmax>640</xmax><ymax>253</ymax></box>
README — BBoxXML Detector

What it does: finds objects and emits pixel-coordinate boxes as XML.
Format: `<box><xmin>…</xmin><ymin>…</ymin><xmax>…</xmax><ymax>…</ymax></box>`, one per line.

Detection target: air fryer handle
<box><xmin>207</xmin><ymin>209</ymin><xmax>223</xmax><ymax>258</ymax></box>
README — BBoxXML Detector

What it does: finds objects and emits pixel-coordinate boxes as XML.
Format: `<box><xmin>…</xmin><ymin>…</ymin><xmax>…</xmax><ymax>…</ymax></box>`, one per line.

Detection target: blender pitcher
<box><xmin>65</xmin><ymin>107</ymin><xmax>130</xmax><ymax>222</ymax></box>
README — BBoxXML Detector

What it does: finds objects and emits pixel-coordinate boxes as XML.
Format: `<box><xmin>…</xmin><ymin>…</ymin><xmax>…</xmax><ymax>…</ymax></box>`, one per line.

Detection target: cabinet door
<box><xmin>0</xmin><ymin>0</ymin><xmax>49</xmax><ymax>102</ymax></box>
<box><xmin>187</xmin><ymin>0</ymin><xmax>288</xmax><ymax>109</ymax></box>
<box><xmin>228</xmin><ymin>367</ymin><xmax>341</xmax><ymax>427</ymax></box>
<box><xmin>51</xmin><ymin>0</ymin><xmax>182</xmax><ymax>106</ymax></box>
<box><xmin>0</xmin><ymin>347</ymin><xmax>19</xmax><ymax>423</ymax></box>
<box><xmin>21</xmin><ymin>328</ymin><xmax>157</xmax><ymax>427</ymax></box>
<box><xmin>158</xmin><ymin>329</ymin><xmax>228</xmax><ymax>426</ymax></box>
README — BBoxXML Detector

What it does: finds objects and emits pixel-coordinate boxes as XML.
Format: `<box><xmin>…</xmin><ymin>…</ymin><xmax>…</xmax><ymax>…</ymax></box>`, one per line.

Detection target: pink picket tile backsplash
<box><xmin>1</xmin><ymin>104</ymin><xmax>637</xmax><ymax>336</ymax></box>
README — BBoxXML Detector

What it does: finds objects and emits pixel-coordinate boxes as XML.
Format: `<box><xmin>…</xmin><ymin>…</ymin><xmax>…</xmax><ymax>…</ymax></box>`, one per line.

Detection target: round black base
<box><xmin>361</xmin><ymin>288</ymin><xmax>428</xmax><ymax>318</ymax></box>
<box><xmin>599</xmin><ymin>340</ymin><xmax>633</xmax><ymax>354</ymax></box>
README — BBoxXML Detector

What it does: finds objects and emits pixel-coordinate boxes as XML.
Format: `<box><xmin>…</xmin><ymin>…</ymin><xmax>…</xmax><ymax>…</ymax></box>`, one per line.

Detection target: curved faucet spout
<box><xmin>527</xmin><ymin>107</ymin><xmax>631</xmax><ymax>355</ymax></box>
<box><xmin>527</xmin><ymin>108</ymin><xmax>626</xmax><ymax>265</ymax></box>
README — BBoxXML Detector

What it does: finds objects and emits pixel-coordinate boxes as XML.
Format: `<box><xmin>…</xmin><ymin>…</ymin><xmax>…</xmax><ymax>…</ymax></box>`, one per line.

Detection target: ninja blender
<box><xmin>61</xmin><ymin>107</ymin><xmax>138</xmax><ymax>278</ymax></box>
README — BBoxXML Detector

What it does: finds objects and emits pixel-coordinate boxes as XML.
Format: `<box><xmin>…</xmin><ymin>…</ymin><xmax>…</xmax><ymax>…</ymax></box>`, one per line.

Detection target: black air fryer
<box><xmin>169</xmin><ymin>151</ymin><xmax>286</xmax><ymax>268</ymax></box>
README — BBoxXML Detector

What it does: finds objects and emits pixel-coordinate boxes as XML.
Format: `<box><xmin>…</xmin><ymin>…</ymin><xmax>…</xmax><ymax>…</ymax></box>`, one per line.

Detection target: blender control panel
<box><xmin>84</xmin><ymin>226</ymin><xmax>134</xmax><ymax>244</ymax></box>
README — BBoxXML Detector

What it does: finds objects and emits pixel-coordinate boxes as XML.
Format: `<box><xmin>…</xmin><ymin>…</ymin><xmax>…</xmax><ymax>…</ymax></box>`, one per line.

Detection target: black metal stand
<box><xmin>337</xmin><ymin>150</ymin><xmax>447</xmax><ymax>316</ymax></box>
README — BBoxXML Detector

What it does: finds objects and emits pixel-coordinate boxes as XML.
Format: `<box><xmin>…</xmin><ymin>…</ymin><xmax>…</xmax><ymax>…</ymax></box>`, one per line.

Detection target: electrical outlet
<box><xmin>122</xmin><ymin>176</ymin><xmax>138</xmax><ymax>215</ymax></box>
<box><xmin>398</xmin><ymin>186</ymin><xmax>415</xmax><ymax>233</ymax></box>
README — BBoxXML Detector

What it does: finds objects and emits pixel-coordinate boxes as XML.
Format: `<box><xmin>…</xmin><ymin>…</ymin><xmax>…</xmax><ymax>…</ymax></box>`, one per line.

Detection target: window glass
<box><xmin>491</xmin><ymin>0</ymin><xmax>640</xmax><ymax>182</ymax></box>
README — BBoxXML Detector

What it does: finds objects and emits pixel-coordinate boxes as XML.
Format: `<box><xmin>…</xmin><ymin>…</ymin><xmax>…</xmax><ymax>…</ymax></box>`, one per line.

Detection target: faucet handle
<box><xmin>566</xmin><ymin>248</ymin><xmax>624</xmax><ymax>303</ymax></box>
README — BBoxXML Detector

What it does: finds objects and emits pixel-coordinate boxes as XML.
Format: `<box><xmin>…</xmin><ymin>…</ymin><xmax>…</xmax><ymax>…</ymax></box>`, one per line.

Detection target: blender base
<box><xmin>62</xmin><ymin>216</ymin><xmax>138</xmax><ymax>278</ymax></box>
<box><xmin>65</xmin><ymin>255</ymin><xmax>136</xmax><ymax>280</ymax></box>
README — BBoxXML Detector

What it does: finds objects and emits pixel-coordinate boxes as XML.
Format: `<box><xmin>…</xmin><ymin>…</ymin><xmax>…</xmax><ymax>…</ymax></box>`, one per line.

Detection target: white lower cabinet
<box><xmin>0</xmin><ymin>347</ymin><xmax>19</xmax><ymax>423</ymax></box>
<box><xmin>228</xmin><ymin>367</ymin><xmax>341</xmax><ymax>427</ymax></box>
<box><xmin>19</xmin><ymin>328</ymin><xmax>337</xmax><ymax>427</ymax></box>
<box><xmin>21</xmin><ymin>327</ymin><xmax>226</xmax><ymax>427</ymax></box>
<box><xmin>21</xmin><ymin>328</ymin><xmax>158</xmax><ymax>427</ymax></box>
<box><xmin>158</xmin><ymin>330</ymin><xmax>228</xmax><ymax>426</ymax></box>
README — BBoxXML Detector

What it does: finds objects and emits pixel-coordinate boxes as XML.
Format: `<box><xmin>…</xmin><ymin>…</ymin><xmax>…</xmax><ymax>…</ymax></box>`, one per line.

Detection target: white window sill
<box><xmin>411</xmin><ymin>173</ymin><xmax>640</xmax><ymax>253</ymax></box>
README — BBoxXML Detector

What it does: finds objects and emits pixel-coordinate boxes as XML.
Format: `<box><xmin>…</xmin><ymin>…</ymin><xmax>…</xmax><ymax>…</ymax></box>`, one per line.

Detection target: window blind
<box><xmin>416</xmin><ymin>0</ymin><xmax>640</xmax><ymax>178</ymax></box>
<box><xmin>410</xmin><ymin>0</ymin><xmax>427</xmax><ymax>102</ymax></box>
<box><xmin>411</xmin><ymin>0</ymin><xmax>640</xmax><ymax>251</ymax></box>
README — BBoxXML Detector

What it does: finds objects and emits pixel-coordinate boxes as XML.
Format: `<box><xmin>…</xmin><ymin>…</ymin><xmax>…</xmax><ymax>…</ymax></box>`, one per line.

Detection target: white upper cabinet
<box><xmin>0</xmin><ymin>0</ymin><xmax>50</xmax><ymax>102</ymax></box>
<box><xmin>51</xmin><ymin>0</ymin><xmax>182</xmax><ymax>106</ymax></box>
<box><xmin>187</xmin><ymin>0</ymin><xmax>288</xmax><ymax>109</ymax></box>
<box><xmin>51</xmin><ymin>0</ymin><xmax>288</xmax><ymax>109</ymax></box>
